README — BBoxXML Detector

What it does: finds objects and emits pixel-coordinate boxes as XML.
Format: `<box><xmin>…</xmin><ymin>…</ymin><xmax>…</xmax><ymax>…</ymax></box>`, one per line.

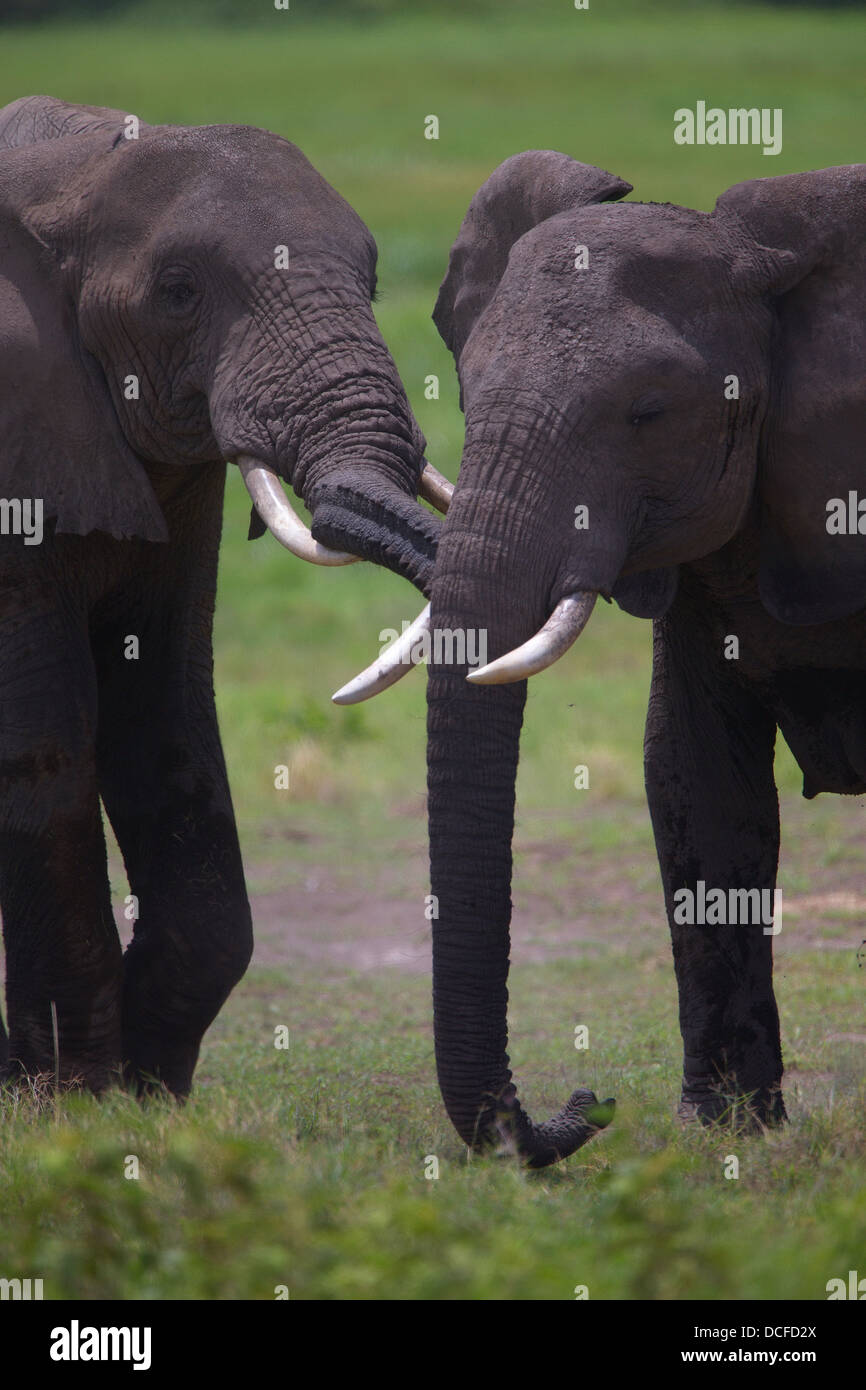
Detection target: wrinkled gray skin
<box><xmin>427</xmin><ymin>151</ymin><xmax>866</xmax><ymax>1167</ymax></box>
<box><xmin>0</xmin><ymin>96</ymin><xmax>437</xmax><ymax>1094</ymax></box>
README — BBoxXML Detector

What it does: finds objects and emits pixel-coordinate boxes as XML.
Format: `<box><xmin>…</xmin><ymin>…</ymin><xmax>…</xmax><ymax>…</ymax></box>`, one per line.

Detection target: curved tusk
<box><xmin>466</xmin><ymin>592</ymin><xmax>597</xmax><ymax>685</ymax></box>
<box><xmin>418</xmin><ymin>461</ymin><xmax>454</xmax><ymax>514</ymax></box>
<box><xmin>236</xmin><ymin>455</ymin><xmax>359</xmax><ymax>566</ymax></box>
<box><xmin>332</xmin><ymin>603</ymin><xmax>431</xmax><ymax>705</ymax></box>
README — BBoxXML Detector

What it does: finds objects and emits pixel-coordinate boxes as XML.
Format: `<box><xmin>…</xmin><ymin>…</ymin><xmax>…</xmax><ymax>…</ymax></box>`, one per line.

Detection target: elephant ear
<box><xmin>0</xmin><ymin>146</ymin><xmax>167</xmax><ymax>542</ymax></box>
<box><xmin>0</xmin><ymin>95</ymin><xmax>150</xmax><ymax>150</ymax></box>
<box><xmin>715</xmin><ymin>165</ymin><xmax>866</xmax><ymax>625</ymax></box>
<box><xmin>433</xmin><ymin>150</ymin><xmax>632</xmax><ymax>367</ymax></box>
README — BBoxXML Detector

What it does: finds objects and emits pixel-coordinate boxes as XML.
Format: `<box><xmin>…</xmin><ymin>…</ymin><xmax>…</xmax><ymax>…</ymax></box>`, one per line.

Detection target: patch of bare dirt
<box><xmin>1</xmin><ymin>796</ymin><xmax>861</xmax><ymax>988</ymax></box>
<box><xmin>246</xmin><ymin>857</ymin><xmax>866</xmax><ymax>975</ymax></box>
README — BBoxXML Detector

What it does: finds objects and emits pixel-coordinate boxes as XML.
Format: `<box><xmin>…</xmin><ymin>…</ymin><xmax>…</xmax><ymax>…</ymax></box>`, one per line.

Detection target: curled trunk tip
<box><xmin>493</xmin><ymin>1085</ymin><xmax>615</xmax><ymax>1169</ymax></box>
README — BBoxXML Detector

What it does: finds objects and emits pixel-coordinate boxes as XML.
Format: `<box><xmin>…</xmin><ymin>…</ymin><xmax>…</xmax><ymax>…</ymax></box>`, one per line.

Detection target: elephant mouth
<box><xmin>464</xmin><ymin>591</ymin><xmax>598</xmax><ymax>684</ymax></box>
<box><xmin>234</xmin><ymin>454</ymin><xmax>453</xmax><ymax>597</ymax></box>
<box><xmin>238</xmin><ymin>457</ymin><xmax>360</xmax><ymax>565</ymax></box>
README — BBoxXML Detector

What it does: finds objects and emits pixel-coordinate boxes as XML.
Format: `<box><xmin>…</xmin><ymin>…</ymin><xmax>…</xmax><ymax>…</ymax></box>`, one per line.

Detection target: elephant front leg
<box><xmin>644</xmin><ymin>615</ymin><xmax>785</xmax><ymax>1129</ymax></box>
<box><xmin>96</xmin><ymin>647</ymin><xmax>252</xmax><ymax>1098</ymax></box>
<box><xmin>0</xmin><ymin>795</ymin><xmax>122</xmax><ymax>1090</ymax></box>
<box><xmin>0</xmin><ymin>610</ymin><xmax>122</xmax><ymax>1091</ymax></box>
<box><xmin>116</xmin><ymin>795</ymin><xmax>252</xmax><ymax>1099</ymax></box>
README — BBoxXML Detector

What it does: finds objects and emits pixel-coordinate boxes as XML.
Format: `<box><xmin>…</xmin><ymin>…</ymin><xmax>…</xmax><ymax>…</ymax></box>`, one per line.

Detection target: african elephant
<box><xmin>0</xmin><ymin>95</ymin><xmax>446</xmax><ymax>1096</ymax></box>
<box><xmin>340</xmin><ymin>151</ymin><xmax>866</xmax><ymax>1167</ymax></box>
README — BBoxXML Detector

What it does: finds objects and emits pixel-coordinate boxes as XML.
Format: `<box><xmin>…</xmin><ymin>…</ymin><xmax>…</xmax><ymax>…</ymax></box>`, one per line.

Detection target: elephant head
<box><xmin>0</xmin><ymin>95</ymin><xmax>447</xmax><ymax>586</ymax></box>
<box><xmin>338</xmin><ymin>150</ymin><xmax>866</xmax><ymax>1166</ymax></box>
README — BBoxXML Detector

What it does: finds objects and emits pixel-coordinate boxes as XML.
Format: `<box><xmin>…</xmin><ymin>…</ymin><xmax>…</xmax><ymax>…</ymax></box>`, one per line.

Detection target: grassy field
<box><xmin>0</xmin><ymin>4</ymin><xmax>865</xmax><ymax>1300</ymax></box>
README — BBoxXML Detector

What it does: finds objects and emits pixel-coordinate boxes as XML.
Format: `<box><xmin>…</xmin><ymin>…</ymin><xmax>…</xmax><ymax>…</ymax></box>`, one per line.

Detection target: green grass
<box><xmin>2</xmin><ymin>948</ymin><xmax>864</xmax><ymax>1299</ymax></box>
<box><xmin>1</xmin><ymin>5</ymin><xmax>865</xmax><ymax>1299</ymax></box>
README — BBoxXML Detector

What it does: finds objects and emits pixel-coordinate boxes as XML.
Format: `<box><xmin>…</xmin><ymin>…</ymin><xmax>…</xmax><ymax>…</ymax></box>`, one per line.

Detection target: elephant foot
<box><xmin>121</xmin><ymin>1037</ymin><xmax>200</xmax><ymax>1100</ymax></box>
<box><xmin>678</xmin><ymin>1079</ymin><xmax>786</xmax><ymax>1132</ymax></box>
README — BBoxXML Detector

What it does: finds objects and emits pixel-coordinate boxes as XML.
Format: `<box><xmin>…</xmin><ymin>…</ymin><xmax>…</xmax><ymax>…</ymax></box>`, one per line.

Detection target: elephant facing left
<box><xmin>0</xmin><ymin>96</ymin><xmax>443</xmax><ymax>1096</ymax></box>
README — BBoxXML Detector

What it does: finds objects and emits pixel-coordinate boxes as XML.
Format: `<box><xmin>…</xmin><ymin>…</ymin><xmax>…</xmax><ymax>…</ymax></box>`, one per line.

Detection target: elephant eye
<box><xmin>156</xmin><ymin>273</ymin><xmax>199</xmax><ymax>315</ymax></box>
<box><xmin>630</xmin><ymin>402</ymin><xmax>665</xmax><ymax>428</ymax></box>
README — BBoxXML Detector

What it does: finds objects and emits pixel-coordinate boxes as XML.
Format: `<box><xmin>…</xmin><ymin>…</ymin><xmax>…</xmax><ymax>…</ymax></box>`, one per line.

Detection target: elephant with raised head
<box><xmin>341</xmin><ymin>151</ymin><xmax>866</xmax><ymax>1167</ymax></box>
<box><xmin>0</xmin><ymin>95</ymin><xmax>447</xmax><ymax>1095</ymax></box>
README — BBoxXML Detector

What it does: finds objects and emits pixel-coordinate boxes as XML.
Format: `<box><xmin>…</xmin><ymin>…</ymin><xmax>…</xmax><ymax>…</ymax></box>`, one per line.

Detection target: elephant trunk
<box><xmin>429</xmin><ymin>668</ymin><xmax>608</xmax><ymax>1166</ymax></box>
<box><xmin>299</xmin><ymin>390</ymin><xmax>441</xmax><ymax>594</ymax></box>
<box><xmin>427</xmin><ymin>419</ymin><xmax>616</xmax><ymax>1166</ymax></box>
<box><xmin>308</xmin><ymin>470</ymin><xmax>440</xmax><ymax>597</ymax></box>
<box><xmin>210</xmin><ymin>318</ymin><xmax>442</xmax><ymax>595</ymax></box>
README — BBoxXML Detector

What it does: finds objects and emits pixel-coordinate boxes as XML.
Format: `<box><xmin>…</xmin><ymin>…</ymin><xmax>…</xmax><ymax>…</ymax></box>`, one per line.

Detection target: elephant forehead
<box><xmin>84</xmin><ymin>127</ymin><xmax>376</xmax><ymax>264</ymax></box>
<box><xmin>509</xmin><ymin>203</ymin><xmax>738</xmax><ymax>300</ymax></box>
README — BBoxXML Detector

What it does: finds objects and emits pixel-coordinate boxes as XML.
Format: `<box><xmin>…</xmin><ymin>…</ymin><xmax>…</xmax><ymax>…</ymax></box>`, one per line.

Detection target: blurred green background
<box><xmin>0</xmin><ymin>2</ymin><xmax>864</xmax><ymax>1301</ymax></box>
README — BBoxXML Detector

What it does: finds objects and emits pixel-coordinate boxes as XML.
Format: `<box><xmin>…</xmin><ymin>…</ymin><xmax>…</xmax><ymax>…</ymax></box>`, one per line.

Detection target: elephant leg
<box><xmin>0</xmin><ymin>590</ymin><xmax>122</xmax><ymax>1089</ymax></box>
<box><xmin>644</xmin><ymin>610</ymin><xmax>785</xmax><ymax>1128</ymax></box>
<box><xmin>94</xmin><ymin>590</ymin><xmax>252</xmax><ymax>1098</ymax></box>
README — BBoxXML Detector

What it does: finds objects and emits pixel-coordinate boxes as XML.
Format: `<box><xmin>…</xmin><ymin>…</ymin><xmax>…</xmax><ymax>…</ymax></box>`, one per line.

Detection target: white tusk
<box><xmin>466</xmin><ymin>592</ymin><xmax>597</xmax><ymax>685</ymax></box>
<box><xmin>418</xmin><ymin>461</ymin><xmax>454</xmax><ymax>514</ymax></box>
<box><xmin>332</xmin><ymin>603</ymin><xmax>431</xmax><ymax>705</ymax></box>
<box><xmin>237</xmin><ymin>455</ymin><xmax>359</xmax><ymax>566</ymax></box>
